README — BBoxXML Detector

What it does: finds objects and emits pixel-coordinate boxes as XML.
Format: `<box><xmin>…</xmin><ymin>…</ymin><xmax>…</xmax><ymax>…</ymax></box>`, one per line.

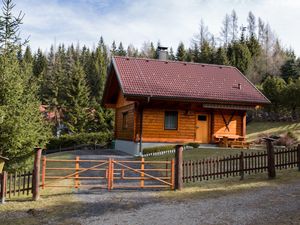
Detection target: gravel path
<box><xmin>75</xmin><ymin>179</ymin><xmax>300</xmax><ymax>225</ymax></box>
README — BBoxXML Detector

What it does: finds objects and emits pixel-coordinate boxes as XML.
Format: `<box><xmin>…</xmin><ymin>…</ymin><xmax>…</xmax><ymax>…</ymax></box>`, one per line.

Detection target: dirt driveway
<box><xmin>73</xmin><ymin>179</ymin><xmax>300</xmax><ymax>225</ymax></box>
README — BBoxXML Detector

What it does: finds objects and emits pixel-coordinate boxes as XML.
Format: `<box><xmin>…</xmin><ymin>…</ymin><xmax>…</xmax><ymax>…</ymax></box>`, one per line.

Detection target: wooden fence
<box><xmin>182</xmin><ymin>146</ymin><xmax>300</xmax><ymax>183</ymax></box>
<box><xmin>0</xmin><ymin>171</ymin><xmax>33</xmax><ymax>203</ymax></box>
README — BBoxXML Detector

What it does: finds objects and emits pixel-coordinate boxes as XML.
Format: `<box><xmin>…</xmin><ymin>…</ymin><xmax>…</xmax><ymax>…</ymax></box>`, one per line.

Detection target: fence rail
<box><xmin>182</xmin><ymin>147</ymin><xmax>299</xmax><ymax>183</ymax></box>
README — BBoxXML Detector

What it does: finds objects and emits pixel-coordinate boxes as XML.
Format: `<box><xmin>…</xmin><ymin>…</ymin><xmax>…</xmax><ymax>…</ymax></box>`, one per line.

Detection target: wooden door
<box><xmin>195</xmin><ymin>114</ymin><xmax>209</xmax><ymax>143</ymax></box>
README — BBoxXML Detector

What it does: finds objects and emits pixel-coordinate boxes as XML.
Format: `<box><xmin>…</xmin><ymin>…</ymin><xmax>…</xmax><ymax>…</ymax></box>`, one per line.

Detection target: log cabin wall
<box><xmin>115</xmin><ymin>91</ymin><xmax>135</xmax><ymax>141</ymax></box>
<box><xmin>212</xmin><ymin>110</ymin><xmax>245</xmax><ymax>140</ymax></box>
<box><xmin>140</xmin><ymin>108</ymin><xmax>196</xmax><ymax>143</ymax></box>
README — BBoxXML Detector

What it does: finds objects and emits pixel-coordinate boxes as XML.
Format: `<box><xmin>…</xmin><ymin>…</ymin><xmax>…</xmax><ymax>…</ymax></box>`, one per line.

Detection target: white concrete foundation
<box><xmin>114</xmin><ymin>140</ymin><xmax>176</xmax><ymax>156</ymax></box>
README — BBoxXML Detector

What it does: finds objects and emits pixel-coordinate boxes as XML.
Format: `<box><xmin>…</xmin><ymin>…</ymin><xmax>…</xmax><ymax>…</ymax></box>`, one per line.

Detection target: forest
<box><xmin>0</xmin><ymin>0</ymin><xmax>300</xmax><ymax>170</ymax></box>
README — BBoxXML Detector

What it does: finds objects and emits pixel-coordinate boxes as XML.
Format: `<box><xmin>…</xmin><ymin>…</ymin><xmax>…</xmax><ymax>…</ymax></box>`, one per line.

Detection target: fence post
<box><xmin>175</xmin><ymin>145</ymin><xmax>183</xmax><ymax>190</ymax></box>
<box><xmin>107</xmin><ymin>158</ymin><xmax>112</xmax><ymax>191</ymax></box>
<box><xmin>0</xmin><ymin>172</ymin><xmax>7</xmax><ymax>204</ymax></box>
<box><xmin>41</xmin><ymin>156</ymin><xmax>46</xmax><ymax>189</ymax></box>
<box><xmin>75</xmin><ymin>156</ymin><xmax>80</xmax><ymax>189</ymax></box>
<box><xmin>239</xmin><ymin>151</ymin><xmax>244</xmax><ymax>180</ymax></box>
<box><xmin>32</xmin><ymin>148</ymin><xmax>42</xmax><ymax>201</ymax></box>
<box><xmin>297</xmin><ymin>144</ymin><xmax>300</xmax><ymax>171</ymax></box>
<box><xmin>265</xmin><ymin>138</ymin><xmax>276</xmax><ymax>179</ymax></box>
<box><xmin>140</xmin><ymin>157</ymin><xmax>144</xmax><ymax>188</ymax></box>
<box><xmin>171</xmin><ymin>159</ymin><xmax>175</xmax><ymax>190</ymax></box>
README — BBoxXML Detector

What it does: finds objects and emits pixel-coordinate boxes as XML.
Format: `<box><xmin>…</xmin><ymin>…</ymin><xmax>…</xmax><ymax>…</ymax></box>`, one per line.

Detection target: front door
<box><xmin>195</xmin><ymin>114</ymin><xmax>209</xmax><ymax>143</ymax></box>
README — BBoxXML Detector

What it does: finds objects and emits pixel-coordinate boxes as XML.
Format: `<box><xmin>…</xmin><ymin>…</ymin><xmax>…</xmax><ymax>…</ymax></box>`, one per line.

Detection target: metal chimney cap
<box><xmin>157</xmin><ymin>46</ymin><xmax>168</xmax><ymax>50</ymax></box>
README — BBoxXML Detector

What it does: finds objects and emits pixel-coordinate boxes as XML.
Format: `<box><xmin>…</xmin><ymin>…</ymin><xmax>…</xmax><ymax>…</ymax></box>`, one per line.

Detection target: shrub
<box><xmin>186</xmin><ymin>142</ymin><xmax>200</xmax><ymax>148</ymax></box>
<box><xmin>143</xmin><ymin>145</ymin><xmax>176</xmax><ymax>154</ymax></box>
<box><xmin>47</xmin><ymin>132</ymin><xmax>112</xmax><ymax>150</ymax></box>
<box><xmin>275</xmin><ymin>132</ymin><xmax>297</xmax><ymax>147</ymax></box>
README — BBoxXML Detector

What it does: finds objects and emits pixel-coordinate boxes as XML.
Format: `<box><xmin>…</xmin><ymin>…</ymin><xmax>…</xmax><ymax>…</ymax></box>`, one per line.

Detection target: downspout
<box><xmin>139</xmin><ymin>96</ymin><xmax>151</xmax><ymax>155</ymax></box>
<box><xmin>139</xmin><ymin>106</ymin><xmax>144</xmax><ymax>155</ymax></box>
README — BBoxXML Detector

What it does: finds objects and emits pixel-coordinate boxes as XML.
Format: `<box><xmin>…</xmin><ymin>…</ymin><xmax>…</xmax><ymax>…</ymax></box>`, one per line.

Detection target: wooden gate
<box><xmin>41</xmin><ymin>156</ymin><xmax>175</xmax><ymax>190</ymax></box>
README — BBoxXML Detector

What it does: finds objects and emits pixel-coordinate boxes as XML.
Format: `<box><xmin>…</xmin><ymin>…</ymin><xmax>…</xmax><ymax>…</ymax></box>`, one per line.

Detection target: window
<box><xmin>198</xmin><ymin>115</ymin><xmax>207</xmax><ymax>121</ymax></box>
<box><xmin>164</xmin><ymin>111</ymin><xmax>178</xmax><ymax>130</ymax></box>
<box><xmin>122</xmin><ymin>112</ymin><xmax>128</xmax><ymax>129</ymax></box>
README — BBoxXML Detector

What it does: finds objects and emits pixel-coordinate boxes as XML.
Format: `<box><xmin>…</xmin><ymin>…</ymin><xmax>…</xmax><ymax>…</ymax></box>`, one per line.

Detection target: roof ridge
<box><xmin>113</xmin><ymin>56</ymin><xmax>235</xmax><ymax>69</ymax></box>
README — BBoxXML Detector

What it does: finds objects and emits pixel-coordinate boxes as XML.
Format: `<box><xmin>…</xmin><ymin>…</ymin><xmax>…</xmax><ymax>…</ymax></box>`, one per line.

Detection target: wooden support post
<box><xmin>171</xmin><ymin>159</ymin><xmax>175</xmax><ymax>190</ymax></box>
<box><xmin>32</xmin><ymin>148</ymin><xmax>42</xmax><ymax>201</ymax></box>
<box><xmin>175</xmin><ymin>145</ymin><xmax>183</xmax><ymax>190</ymax></box>
<box><xmin>140</xmin><ymin>157</ymin><xmax>144</xmax><ymax>188</ymax></box>
<box><xmin>41</xmin><ymin>156</ymin><xmax>46</xmax><ymax>189</ymax></box>
<box><xmin>239</xmin><ymin>151</ymin><xmax>244</xmax><ymax>180</ymax></box>
<box><xmin>242</xmin><ymin>112</ymin><xmax>246</xmax><ymax>137</ymax></box>
<box><xmin>265</xmin><ymin>139</ymin><xmax>276</xmax><ymax>179</ymax></box>
<box><xmin>297</xmin><ymin>144</ymin><xmax>300</xmax><ymax>171</ymax></box>
<box><xmin>75</xmin><ymin>156</ymin><xmax>80</xmax><ymax>188</ymax></box>
<box><xmin>107</xmin><ymin>158</ymin><xmax>112</xmax><ymax>191</ymax></box>
<box><xmin>1</xmin><ymin>172</ymin><xmax>7</xmax><ymax>204</ymax></box>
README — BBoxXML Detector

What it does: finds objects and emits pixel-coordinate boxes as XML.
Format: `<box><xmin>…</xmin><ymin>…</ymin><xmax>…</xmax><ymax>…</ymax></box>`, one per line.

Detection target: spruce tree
<box><xmin>33</xmin><ymin>48</ymin><xmax>47</xmax><ymax>77</ymax></box>
<box><xmin>0</xmin><ymin>0</ymin><xmax>49</xmax><ymax>170</ymax></box>
<box><xmin>214</xmin><ymin>47</ymin><xmax>229</xmax><ymax>65</ymax></box>
<box><xmin>64</xmin><ymin>54</ymin><xmax>90</xmax><ymax>133</ymax></box>
<box><xmin>116</xmin><ymin>42</ymin><xmax>126</xmax><ymax>56</ymax></box>
<box><xmin>176</xmin><ymin>42</ymin><xmax>186</xmax><ymax>61</ymax></box>
<box><xmin>199</xmin><ymin>40</ymin><xmax>214</xmax><ymax>63</ymax></box>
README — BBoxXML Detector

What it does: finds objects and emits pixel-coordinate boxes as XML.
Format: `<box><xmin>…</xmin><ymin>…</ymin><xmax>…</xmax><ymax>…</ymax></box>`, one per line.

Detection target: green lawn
<box><xmin>246</xmin><ymin>121</ymin><xmax>300</xmax><ymax>142</ymax></box>
<box><xmin>144</xmin><ymin>147</ymin><xmax>264</xmax><ymax>161</ymax></box>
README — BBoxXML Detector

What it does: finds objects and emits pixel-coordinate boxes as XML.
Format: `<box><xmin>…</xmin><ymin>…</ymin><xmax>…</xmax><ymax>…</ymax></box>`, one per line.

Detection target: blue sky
<box><xmin>12</xmin><ymin>0</ymin><xmax>300</xmax><ymax>55</ymax></box>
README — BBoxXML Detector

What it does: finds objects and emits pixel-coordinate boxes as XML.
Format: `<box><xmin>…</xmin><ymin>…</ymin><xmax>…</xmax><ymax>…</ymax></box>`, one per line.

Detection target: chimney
<box><xmin>157</xmin><ymin>46</ymin><xmax>168</xmax><ymax>61</ymax></box>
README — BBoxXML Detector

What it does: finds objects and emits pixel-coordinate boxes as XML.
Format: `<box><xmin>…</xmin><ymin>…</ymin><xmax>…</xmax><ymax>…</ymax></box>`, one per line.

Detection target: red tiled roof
<box><xmin>111</xmin><ymin>56</ymin><xmax>270</xmax><ymax>105</ymax></box>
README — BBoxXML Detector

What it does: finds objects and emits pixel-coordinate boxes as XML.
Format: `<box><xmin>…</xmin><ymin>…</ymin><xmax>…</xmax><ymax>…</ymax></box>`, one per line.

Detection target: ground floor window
<box><xmin>164</xmin><ymin>111</ymin><xmax>178</xmax><ymax>130</ymax></box>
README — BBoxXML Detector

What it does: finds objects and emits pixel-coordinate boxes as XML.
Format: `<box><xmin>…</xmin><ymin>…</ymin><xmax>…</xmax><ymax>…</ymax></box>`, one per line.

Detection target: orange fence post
<box><xmin>75</xmin><ymin>156</ymin><xmax>80</xmax><ymax>188</ymax></box>
<box><xmin>111</xmin><ymin>159</ymin><xmax>114</xmax><ymax>190</ymax></box>
<box><xmin>141</xmin><ymin>158</ymin><xmax>145</xmax><ymax>188</ymax></box>
<box><xmin>171</xmin><ymin>159</ymin><xmax>175</xmax><ymax>190</ymax></box>
<box><xmin>41</xmin><ymin>156</ymin><xmax>46</xmax><ymax>189</ymax></box>
<box><xmin>107</xmin><ymin>158</ymin><xmax>112</xmax><ymax>191</ymax></box>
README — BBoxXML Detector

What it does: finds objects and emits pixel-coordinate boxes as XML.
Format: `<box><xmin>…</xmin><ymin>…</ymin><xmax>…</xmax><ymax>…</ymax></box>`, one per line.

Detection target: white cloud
<box><xmin>11</xmin><ymin>0</ymin><xmax>300</xmax><ymax>55</ymax></box>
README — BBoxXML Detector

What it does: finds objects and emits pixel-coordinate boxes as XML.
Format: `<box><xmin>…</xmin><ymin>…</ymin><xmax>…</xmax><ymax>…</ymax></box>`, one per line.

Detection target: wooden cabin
<box><xmin>102</xmin><ymin>55</ymin><xmax>270</xmax><ymax>155</ymax></box>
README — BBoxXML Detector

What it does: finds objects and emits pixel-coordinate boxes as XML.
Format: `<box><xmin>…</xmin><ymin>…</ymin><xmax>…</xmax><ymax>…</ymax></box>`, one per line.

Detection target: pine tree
<box><xmin>227</xmin><ymin>42</ymin><xmax>251</xmax><ymax>73</ymax></box>
<box><xmin>63</xmin><ymin>53</ymin><xmax>90</xmax><ymax>133</ymax></box>
<box><xmin>199</xmin><ymin>40</ymin><xmax>214</xmax><ymax>63</ymax></box>
<box><xmin>116</xmin><ymin>42</ymin><xmax>126</xmax><ymax>56</ymax></box>
<box><xmin>23</xmin><ymin>45</ymin><xmax>33</xmax><ymax>64</ymax></box>
<box><xmin>168</xmin><ymin>47</ymin><xmax>175</xmax><ymax>60</ymax></box>
<box><xmin>214</xmin><ymin>47</ymin><xmax>229</xmax><ymax>65</ymax></box>
<box><xmin>111</xmin><ymin>40</ymin><xmax>117</xmax><ymax>55</ymax></box>
<box><xmin>191</xmin><ymin>43</ymin><xmax>200</xmax><ymax>62</ymax></box>
<box><xmin>176</xmin><ymin>42</ymin><xmax>186</xmax><ymax>61</ymax></box>
<box><xmin>0</xmin><ymin>0</ymin><xmax>49</xmax><ymax>170</ymax></box>
<box><xmin>33</xmin><ymin>48</ymin><xmax>47</xmax><ymax>77</ymax></box>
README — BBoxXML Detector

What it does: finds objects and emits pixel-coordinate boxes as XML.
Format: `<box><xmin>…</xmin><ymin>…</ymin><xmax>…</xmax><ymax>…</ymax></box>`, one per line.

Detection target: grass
<box><xmin>246</xmin><ymin>121</ymin><xmax>300</xmax><ymax>142</ymax></box>
<box><xmin>160</xmin><ymin>168</ymin><xmax>300</xmax><ymax>200</ymax></box>
<box><xmin>145</xmin><ymin>147</ymin><xmax>265</xmax><ymax>162</ymax></box>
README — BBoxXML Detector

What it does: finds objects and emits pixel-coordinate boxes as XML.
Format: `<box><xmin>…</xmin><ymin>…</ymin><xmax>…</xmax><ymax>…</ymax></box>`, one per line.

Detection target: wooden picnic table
<box><xmin>215</xmin><ymin>135</ymin><xmax>249</xmax><ymax>148</ymax></box>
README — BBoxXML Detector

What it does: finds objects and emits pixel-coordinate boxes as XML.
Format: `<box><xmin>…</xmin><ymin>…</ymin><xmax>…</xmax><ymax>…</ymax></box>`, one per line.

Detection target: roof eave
<box><xmin>123</xmin><ymin>93</ymin><xmax>270</xmax><ymax>106</ymax></box>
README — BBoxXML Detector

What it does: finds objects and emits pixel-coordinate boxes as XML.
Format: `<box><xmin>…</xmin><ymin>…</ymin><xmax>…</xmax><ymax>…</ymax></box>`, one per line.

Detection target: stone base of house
<box><xmin>114</xmin><ymin>140</ymin><xmax>175</xmax><ymax>156</ymax></box>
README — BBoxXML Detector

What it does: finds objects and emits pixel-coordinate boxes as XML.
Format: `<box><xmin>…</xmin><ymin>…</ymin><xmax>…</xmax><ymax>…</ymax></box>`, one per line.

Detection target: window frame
<box><xmin>164</xmin><ymin>111</ymin><xmax>178</xmax><ymax>130</ymax></box>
